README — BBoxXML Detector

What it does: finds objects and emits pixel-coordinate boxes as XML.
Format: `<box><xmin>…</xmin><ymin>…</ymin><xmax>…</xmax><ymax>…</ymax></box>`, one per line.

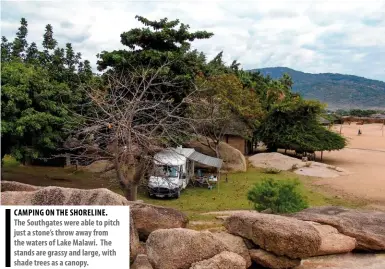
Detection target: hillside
<box><xmin>252</xmin><ymin>67</ymin><xmax>385</xmax><ymax>109</ymax></box>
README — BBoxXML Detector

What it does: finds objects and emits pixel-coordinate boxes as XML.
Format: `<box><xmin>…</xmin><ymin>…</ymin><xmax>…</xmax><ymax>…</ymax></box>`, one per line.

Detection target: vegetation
<box><xmin>247</xmin><ymin>178</ymin><xmax>308</xmax><ymax>213</ymax></box>
<box><xmin>1</xmin><ymin>16</ymin><xmax>347</xmax><ymax>201</ymax></box>
<box><xmin>1</xmin><ymin>19</ymin><xmax>93</xmax><ymax>164</ymax></box>
<box><xmin>335</xmin><ymin>109</ymin><xmax>384</xmax><ymax>117</ymax></box>
<box><xmin>256</xmin><ymin>67</ymin><xmax>385</xmax><ymax>109</ymax></box>
<box><xmin>256</xmin><ymin>98</ymin><xmax>347</xmax><ymax>152</ymax></box>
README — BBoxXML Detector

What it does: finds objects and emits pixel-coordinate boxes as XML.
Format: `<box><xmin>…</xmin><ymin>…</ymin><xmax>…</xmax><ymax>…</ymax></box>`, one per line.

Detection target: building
<box><xmin>221</xmin><ymin>115</ymin><xmax>254</xmax><ymax>155</ymax></box>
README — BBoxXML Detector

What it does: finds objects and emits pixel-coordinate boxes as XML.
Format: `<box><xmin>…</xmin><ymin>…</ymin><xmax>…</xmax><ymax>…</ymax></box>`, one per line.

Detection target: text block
<box><xmin>0</xmin><ymin>206</ymin><xmax>130</xmax><ymax>268</ymax></box>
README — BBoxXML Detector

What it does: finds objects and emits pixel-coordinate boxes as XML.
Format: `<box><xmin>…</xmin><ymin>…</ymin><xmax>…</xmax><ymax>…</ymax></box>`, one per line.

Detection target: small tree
<box><xmin>64</xmin><ymin>62</ymin><xmax>197</xmax><ymax>201</ymax></box>
<box><xmin>247</xmin><ymin>178</ymin><xmax>308</xmax><ymax>213</ymax></box>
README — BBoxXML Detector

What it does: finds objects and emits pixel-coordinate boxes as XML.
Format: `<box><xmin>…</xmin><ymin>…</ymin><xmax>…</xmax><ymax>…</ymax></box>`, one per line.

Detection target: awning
<box><xmin>186</xmin><ymin>151</ymin><xmax>223</xmax><ymax>169</ymax></box>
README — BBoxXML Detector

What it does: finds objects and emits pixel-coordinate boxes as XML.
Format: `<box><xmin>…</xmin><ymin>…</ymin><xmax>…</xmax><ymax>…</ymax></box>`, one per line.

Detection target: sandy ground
<box><xmin>312</xmin><ymin>123</ymin><xmax>385</xmax><ymax>205</ymax></box>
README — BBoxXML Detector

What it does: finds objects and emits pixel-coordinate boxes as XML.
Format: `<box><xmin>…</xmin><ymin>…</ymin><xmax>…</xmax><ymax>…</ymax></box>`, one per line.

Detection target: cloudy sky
<box><xmin>1</xmin><ymin>0</ymin><xmax>385</xmax><ymax>81</ymax></box>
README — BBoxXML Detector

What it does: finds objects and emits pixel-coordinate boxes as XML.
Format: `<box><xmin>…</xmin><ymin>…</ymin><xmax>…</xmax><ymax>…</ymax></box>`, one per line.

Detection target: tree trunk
<box><xmin>123</xmin><ymin>183</ymin><xmax>138</xmax><ymax>201</ymax></box>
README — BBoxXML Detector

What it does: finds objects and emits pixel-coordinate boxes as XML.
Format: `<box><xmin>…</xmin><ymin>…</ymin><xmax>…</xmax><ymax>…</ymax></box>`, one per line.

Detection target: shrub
<box><xmin>247</xmin><ymin>178</ymin><xmax>308</xmax><ymax>213</ymax></box>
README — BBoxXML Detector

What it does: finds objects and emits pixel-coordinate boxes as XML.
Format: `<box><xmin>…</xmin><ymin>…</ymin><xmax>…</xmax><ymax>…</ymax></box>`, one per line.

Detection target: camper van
<box><xmin>147</xmin><ymin>147</ymin><xmax>222</xmax><ymax>198</ymax></box>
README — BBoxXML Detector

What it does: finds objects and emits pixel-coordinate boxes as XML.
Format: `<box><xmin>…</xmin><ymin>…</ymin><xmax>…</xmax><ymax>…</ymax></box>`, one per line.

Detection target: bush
<box><xmin>247</xmin><ymin>178</ymin><xmax>308</xmax><ymax>213</ymax></box>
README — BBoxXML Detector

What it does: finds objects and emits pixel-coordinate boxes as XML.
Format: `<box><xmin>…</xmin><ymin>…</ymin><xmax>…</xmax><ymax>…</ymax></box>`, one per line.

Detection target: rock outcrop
<box><xmin>130</xmin><ymin>203</ymin><xmax>188</xmax><ymax>241</ymax></box>
<box><xmin>146</xmin><ymin>228</ymin><xmax>227</xmax><ymax>269</ymax></box>
<box><xmin>189</xmin><ymin>251</ymin><xmax>246</xmax><ymax>269</ymax></box>
<box><xmin>296</xmin><ymin>253</ymin><xmax>385</xmax><ymax>269</ymax></box>
<box><xmin>1</xmin><ymin>186</ymin><xmax>129</xmax><ymax>205</ymax></box>
<box><xmin>225</xmin><ymin>212</ymin><xmax>322</xmax><ymax>259</ymax></box>
<box><xmin>132</xmin><ymin>254</ymin><xmax>153</xmax><ymax>269</ymax></box>
<box><xmin>249</xmin><ymin>249</ymin><xmax>300</xmax><ymax>269</ymax></box>
<box><xmin>307</xmin><ymin>221</ymin><xmax>356</xmax><ymax>255</ymax></box>
<box><xmin>130</xmin><ymin>215</ymin><xmax>140</xmax><ymax>264</ymax></box>
<box><xmin>212</xmin><ymin>232</ymin><xmax>251</xmax><ymax>268</ymax></box>
<box><xmin>293</xmin><ymin>206</ymin><xmax>385</xmax><ymax>251</ymax></box>
<box><xmin>184</xmin><ymin>140</ymin><xmax>246</xmax><ymax>172</ymax></box>
<box><xmin>1</xmin><ymin>180</ymin><xmax>42</xmax><ymax>192</ymax></box>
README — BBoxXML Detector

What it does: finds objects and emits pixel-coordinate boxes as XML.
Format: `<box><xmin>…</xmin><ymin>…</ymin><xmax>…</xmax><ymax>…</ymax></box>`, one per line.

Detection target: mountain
<box><xmin>253</xmin><ymin>67</ymin><xmax>385</xmax><ymax>110</ymax></box>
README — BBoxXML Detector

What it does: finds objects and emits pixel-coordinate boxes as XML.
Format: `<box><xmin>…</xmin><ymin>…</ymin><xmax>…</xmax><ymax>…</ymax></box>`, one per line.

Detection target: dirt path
<box><xmin>312</xmin><ymin>123</ymin><xmax>385</xmax><ymax>205</ymax></box>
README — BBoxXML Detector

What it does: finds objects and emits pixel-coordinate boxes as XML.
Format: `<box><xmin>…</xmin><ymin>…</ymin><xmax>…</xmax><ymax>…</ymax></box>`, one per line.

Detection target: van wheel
<box><xmin>174</xmin><ymin>190</ymin><xmax>181</xmax><ymax>199</ymax></box>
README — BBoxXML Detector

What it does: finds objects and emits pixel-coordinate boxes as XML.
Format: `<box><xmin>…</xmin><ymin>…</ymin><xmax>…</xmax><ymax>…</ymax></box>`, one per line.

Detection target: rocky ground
<box><xmin>2</xmin><ymin>181</ymin><xmax>385</xmax><ymax>269</ymax></box>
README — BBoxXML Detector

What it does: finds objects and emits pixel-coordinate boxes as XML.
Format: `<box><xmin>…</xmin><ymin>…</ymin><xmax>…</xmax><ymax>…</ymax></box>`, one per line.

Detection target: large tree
<box><xmin>1</xmin><ymin>18</ymin><xmax>94</xmax><ymax>163</ymax></box>
<box><xmin>255</xmin><ymin>98</ymin><xmax>347</xmax><ymax>153</ymax></box>
<box><xmin>96</xmin><ymin>15</ymin><xmax>213</xmax><ymax>103</ymax></box>
<box><xmin>65</xmin><ymin>63</ymin><xmax>198</xmax><ymax>200</ymax></box>
<box><xmin>190</xmin><ymin>73</ymin><xmax>261</xmax><ymax>158</ymax></box>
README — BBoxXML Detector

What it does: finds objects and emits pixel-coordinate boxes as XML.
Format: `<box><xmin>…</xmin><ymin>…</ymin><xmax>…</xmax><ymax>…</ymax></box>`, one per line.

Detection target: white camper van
<box><xmin>147</xmin><ymin>147</ymin><xmax>222</xmax><ymax>198</ymax></box>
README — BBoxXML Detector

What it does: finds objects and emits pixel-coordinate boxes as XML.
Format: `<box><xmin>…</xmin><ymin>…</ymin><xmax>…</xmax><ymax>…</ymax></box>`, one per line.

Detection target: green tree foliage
<box><xmin>97</xmin><ymin>15</ymin><xmax>213</xmax><ymax>102</ymax></box>
<box><xmin>1</xmin><ymin>61</ymin><xmax>73</xmax><ymax>162</ymax></box>
<box><xmin>255</xmin><ymin>98</ymin><xmax>347</xmax><ymax>152</ymax></box>
<box><xmin>1</xmin><ymin>18</ymin><xmax>94</xmax><ymax>163</ymax></box>
<box><xmin>247</xmin><ymin>178</ymin><xmax>308</xmax><ymax>213</ymax></box>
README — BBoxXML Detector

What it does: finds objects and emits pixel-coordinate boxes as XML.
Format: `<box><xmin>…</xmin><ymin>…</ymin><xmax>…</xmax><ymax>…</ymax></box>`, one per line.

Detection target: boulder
<box><xmin>306</xmin><ymin>221</ymin><xmax>356</xmax><ymax>255</ymax></box>
<box><xmin>184</xmin><ymin>140</ymin><xmax>246</xmax><ymax>172</ymax></box>
<box><xmin>296</xmin><ymin>253</ymin><xmax>385</xmax><ymax>269</ymax></box>
<box><xmin>132</xmin><ymin>255</ymin><xmax>153</xmax><ymax>269</ymax></box>
<box><xmin>146</xmin><ymin>228</ymin><xmax>227</xmax><ymax>269</ymax></box>
<box><xmin>130</xmin><ymin>203</ymin><xmax>188</xmax><ymax>241</ymax></box>
<box><xmin>224</xmin><ymin>212</ymin><xmax>322</xmax><ymax>259</ymax></box>
<box><xmin>249</xmin><ymin>249</ymin><xmax>301</xmax><ymax>269</ymax></box>
<box><xmin>212</xmin><ymin>232</ymin><xmax>252</xmax><ymax>268</ymax></box>
<box><xmin>1</xmin><ymin>181</ymin><xmax>42</xmax><ymax>192</ymax></box>
<box><xmin>293</xmin><ymin>206</ymin><xmax>385</xmax><ymax>251</ymax></box>
<box><xmin>189</xmin><ymin>251</ymin><xmax>246</xmax><ymax>269</ymax></box>
<box><xmin>130</xmin><ymin>215</ymin><xmax>140</xmax><ymax>264</ymax></box>
<box><xmin>0</xmin><ymin>186</ymin><xmax>129</xmax><ymax>205</ymax></box>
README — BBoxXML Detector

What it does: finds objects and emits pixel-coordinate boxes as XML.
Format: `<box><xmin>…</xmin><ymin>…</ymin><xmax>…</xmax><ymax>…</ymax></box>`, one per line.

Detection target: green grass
<box><xmin>138</xmin><ymin>167</ymin><xmax>351</xmax><ymax>213</ymax></box>
<box><xmin>2</xmin><ymin>155</ymin><xmax>365</xmax><ymax>217</ymax></box>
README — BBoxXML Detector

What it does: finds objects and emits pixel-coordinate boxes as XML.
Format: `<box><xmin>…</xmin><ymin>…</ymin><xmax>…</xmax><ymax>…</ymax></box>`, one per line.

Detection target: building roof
<box><xmin>222</xmin><ymin>113</ymin><xmax>253</xmax><ymax>138</ymax></box>
<box><xmin>318</xmin><ymin>117</ymin><xmax>330</xmax><ymax>125</ymax></box>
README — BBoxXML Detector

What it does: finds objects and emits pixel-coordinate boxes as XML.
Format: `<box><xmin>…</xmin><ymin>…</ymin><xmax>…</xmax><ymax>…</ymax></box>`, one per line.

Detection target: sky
<box><xmin>1</xmin><ymin>0</ymin><xmax>385</xmax><ymax>81</ymax></box>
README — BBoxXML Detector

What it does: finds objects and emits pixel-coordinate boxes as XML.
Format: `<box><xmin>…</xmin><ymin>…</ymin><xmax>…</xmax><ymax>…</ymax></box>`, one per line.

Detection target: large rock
<box><xmin>296</xmin><ymin>253</ymin><xmax>385</xmax><ymax>269</ymax></box>
<box><xmin>130</xmin><ymin>215</ymin><xmax>140</xmax><ymax>264</ymax></box>
<box><xmin>224</xmin><ymin>212</ymin><xmax>322</xmax><ymax>259</ymax></box>
<box><xmin>212</xmin><ymin>232</ymin><xmax>251</xmax><ymax>268</ymax></box>
<box><xmin>189</xmin><ymin>251</ymin><xmax>246</xmax><ymax>269</ymax></box>
<box><xmin>132</xmin><ymin>255</ymin><xmax>153</xmax><ymax>269</ymax></box>
<box><xmin>0</xmin><ymin>186</ymin><xmax>129</xmax><ymax>205</ymax></box>
<box><xmin>184</xmin><ymin>140</ymin><xmax>246</xmax><ymax>172</ymax></box>
<box><xmin>249</xmin><ymin>249</ymin><xmax>301</xmax><ymax>269</ymax></box>
<box><xmin>307</xmin><ymin>221</ymin><xmax>356</xmax><ymax>255</ymax></box>
<box><xmin>146</xmin><ymin>228</ymin><xmax>227</xmax><ymax>269</ymax></box>
<box><xmin>130</xmin><ymin>203</ymin><xmax>188</xmax><ymax>241</ymax></box>
<box><xmin>1</xmin><ymin>180</ymin><xmax>42</xmax><ymax>192</ymax></box>
<box><xmin>293</xmin><ymin>206</ymin><xmax>385</xmax><ymax>251</ymax></box>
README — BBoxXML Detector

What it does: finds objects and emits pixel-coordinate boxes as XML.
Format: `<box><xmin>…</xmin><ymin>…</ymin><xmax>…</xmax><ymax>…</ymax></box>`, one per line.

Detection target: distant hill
<box><xmin>252</xmin><ymin>67</ymin><xmax>385</xmax><ymax>109</ymax></box>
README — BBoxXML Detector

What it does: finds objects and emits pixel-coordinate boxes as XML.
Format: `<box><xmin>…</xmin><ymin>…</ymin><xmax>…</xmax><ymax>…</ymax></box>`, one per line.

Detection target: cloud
<box><xmin>1</xmin><ymin>0</ymin><xmax>384</xmax><ymax>81</ymax></box>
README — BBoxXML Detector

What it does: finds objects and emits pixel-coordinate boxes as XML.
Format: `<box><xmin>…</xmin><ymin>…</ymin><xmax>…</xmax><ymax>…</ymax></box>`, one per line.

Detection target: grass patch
<box><xmin>138</xmin><ymin>167</ymin><xmax>343</xmax><ymax>213</ymax></box>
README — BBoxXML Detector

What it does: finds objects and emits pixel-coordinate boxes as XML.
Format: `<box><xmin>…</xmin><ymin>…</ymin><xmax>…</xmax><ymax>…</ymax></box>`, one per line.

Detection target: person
<box><xmin>358</xmin><ymin>129</ymin><xmax>362</xmax><ymax>135</ymax></box>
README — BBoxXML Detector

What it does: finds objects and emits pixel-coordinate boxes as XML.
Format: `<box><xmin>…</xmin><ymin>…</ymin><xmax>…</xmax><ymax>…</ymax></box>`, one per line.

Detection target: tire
<box><xmin>174</xmin><ymin>190</ymin><xmax>181</xmax><ymax>199</ymax></box>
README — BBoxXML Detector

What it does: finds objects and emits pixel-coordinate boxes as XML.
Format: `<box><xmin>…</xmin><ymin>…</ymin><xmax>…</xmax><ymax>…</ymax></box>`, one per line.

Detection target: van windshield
<box><xmin>154</xmin><ymin>165</ymin><xmax>180</xmax><ymax>178</ymax></box>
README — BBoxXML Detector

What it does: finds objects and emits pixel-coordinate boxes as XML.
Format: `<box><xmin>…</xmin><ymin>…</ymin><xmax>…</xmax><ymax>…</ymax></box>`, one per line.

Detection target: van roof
<box><xmin>153</xmin><ymin>147</ymin><xmax>223</xmax><ymax>168</ymax></box>
<box><xmin>153</xmin><ymin>148</ymin><xmax>194</xmax><ymax>166</ymax></box>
